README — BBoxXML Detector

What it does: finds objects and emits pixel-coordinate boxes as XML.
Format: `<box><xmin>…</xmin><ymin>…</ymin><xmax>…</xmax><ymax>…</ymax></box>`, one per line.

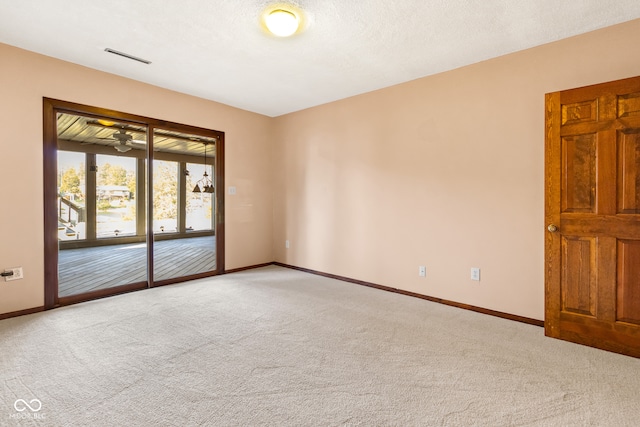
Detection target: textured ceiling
<box><xmin>1</xmin><ymin>1</ymin><xmax>640</xmax><ymax>117</ymax></box>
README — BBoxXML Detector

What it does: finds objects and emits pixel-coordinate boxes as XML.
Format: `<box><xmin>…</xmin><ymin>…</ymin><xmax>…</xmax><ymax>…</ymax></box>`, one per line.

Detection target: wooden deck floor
<box><xmin>58</xmin><ymin>236</ymin><xmax>216</xmax><ymax>297</ymax></box>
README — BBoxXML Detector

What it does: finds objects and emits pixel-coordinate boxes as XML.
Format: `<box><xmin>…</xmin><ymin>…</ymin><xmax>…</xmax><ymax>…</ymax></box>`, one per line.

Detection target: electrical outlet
<box><xmin>471</xmin><ymin>267</ymin><xmax>480</xmax><ymax>281</ymax></box>
<box><xmin>4</xmin><ymin>267</ymin><xmax>23</xmax><ymax>282</ymax></box>
<box><xmin>285</xmin><ymin>240</ymin><xmax>290</xmax><ymax>249</ymax></box>
<box><xmin>228</xmin><ymin>186</ymin><xmax>237</xmax><ymax>195</ymax></box>
<box><xmin>418</xmin><ymin>266</ymin><xmax>426</xmax><ymax>277</ymax></box>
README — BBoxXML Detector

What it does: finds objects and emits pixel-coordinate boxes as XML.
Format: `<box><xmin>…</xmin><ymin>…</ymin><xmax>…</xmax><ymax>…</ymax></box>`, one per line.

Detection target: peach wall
<box><xmin>3</xmin><ymin>19</ymin><xmax>640</xmax><ymax>320</ymax></box>
<box><xmin>0</xmin><ymin>43</ymin><xmax>273</xmax><ymax>315</ymax></box>
<box><xmin>273</xmin><ymin>19</ymin><xmax>640</xmax><ymax>320</ymax></box>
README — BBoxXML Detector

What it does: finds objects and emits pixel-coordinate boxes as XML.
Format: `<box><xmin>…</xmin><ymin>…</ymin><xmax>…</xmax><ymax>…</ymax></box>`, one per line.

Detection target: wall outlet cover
<box><xmin>4</xmin><ymin>267</ymin><xmax>23</xmax><ymax>282</ymax></box>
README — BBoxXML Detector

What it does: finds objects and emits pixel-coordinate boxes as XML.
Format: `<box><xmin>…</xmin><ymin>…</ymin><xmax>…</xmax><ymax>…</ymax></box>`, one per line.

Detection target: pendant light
<box><xmin>192</xmin><ymin>142</ymin><xmax>214</xmax><ymax>193</ymax></box>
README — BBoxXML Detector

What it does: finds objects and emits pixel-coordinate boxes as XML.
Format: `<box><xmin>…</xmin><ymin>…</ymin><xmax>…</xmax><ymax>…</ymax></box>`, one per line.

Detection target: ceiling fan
<box><xmin>107</xmin><ymin>128</ymin><xmax>146</xmax><ymax>152</ymax></box>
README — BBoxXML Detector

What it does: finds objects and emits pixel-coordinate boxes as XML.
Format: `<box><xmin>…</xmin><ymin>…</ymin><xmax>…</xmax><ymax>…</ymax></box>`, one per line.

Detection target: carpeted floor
<box><xmin>1</xmin><ymin>265</ymin><xmax>639</xmax><ymax>426</ymax></box>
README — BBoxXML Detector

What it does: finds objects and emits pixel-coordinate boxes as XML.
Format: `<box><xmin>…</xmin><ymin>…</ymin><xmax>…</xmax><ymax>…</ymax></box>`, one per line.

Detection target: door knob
<box><xmin>547</xmin><ymin>224</ymin><xmax>558</xmax><ymax>232</ymax></box>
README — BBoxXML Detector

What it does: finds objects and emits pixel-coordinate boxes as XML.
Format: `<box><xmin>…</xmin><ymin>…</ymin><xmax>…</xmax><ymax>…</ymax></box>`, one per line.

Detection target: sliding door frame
<box><xmin>43</xmin><ymin>98</ymin><xmax>225</xmax><ymax>309</ymax></box>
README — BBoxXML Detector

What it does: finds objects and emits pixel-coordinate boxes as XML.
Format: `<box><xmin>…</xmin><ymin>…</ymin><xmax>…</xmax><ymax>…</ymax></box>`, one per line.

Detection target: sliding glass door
<box><xmin>43</xmin><ymin>100</ymin><xmax>224</xmax><ymax>308</ymax></box>
<box><xmin>152</xmin><ymin>128</ymin><xmax>218</xmax><ymax>282</ymax></box>
<box><xmin>55</xmin><ymin>114</ymin><xmax>148</xmax><ymax>299</ymax></box>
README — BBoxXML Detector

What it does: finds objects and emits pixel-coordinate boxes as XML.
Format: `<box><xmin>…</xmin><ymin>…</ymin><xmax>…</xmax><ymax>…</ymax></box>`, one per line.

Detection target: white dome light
<box><xmin>265</xmin><ymin>9</ymin><xmax>299</xmax><ymax>37</ymax></box>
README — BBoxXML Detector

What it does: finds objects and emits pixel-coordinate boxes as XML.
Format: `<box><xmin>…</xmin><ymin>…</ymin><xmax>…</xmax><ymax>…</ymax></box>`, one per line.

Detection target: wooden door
<box><xmin>545</xmin><ymin>76</ymin><xmax>640</xmax><ymax>358</ymax></box>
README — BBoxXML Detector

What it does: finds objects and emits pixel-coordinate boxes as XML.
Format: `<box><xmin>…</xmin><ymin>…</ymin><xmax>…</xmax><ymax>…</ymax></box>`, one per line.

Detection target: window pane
<box><xmin>153</xmin><ymin>160</ymin><xmax>178</xmax><ymax>233</ymax></box>
<box><xmin>57</xmin><ymin>151</ymin><xmax>86</xmax><ymax>240</ymax></box>
<box><xmin>186</xmin><ymin>163</ymin><xmax>214</xmax><ymax>231</ymax></box>
<box><xmin>96</xmin><ymin>155</ymin><xmax>137</xmax><ymax>238</ymax></box>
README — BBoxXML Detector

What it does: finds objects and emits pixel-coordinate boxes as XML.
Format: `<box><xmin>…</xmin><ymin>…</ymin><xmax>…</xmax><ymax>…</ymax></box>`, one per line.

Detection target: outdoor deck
<box><xmin>58</xmin><ymin>235</ymin><xmax>216</xmax><ymax>297</ymax></box>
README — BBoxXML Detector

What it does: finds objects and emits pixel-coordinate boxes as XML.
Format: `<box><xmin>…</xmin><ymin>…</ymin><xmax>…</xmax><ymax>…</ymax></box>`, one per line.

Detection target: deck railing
<box><xmin>58</xmin><ymin>196</ymin><xmax>86</xmax><ymax>225</ymax></box>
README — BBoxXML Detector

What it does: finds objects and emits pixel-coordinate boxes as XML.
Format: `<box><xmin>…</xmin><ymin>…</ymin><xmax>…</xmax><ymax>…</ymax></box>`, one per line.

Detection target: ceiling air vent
<box><xmin>104</xmin><ymin>48</ymin><xmax>151</xmax><ymax>65</ymax></box>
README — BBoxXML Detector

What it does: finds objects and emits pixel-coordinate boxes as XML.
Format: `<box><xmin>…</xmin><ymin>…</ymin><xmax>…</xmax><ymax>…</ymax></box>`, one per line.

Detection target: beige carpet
<box><xmin>1</xmin><ymin>265</ymin><xmax>639</xmax><ymax>426</ymax></box>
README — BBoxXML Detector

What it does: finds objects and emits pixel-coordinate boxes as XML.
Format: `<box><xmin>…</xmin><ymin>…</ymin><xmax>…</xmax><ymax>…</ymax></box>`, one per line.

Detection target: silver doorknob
<box><xmin>547</xmin><ymin>224</ymin><xmax>558</xmax><ymax>232</ymax></box>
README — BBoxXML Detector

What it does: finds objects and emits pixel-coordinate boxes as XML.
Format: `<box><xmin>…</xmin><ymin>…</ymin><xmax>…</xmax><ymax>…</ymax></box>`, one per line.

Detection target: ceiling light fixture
<box><xmin>112</xmin><ymin>128</ymin><xmax>134</xmax><ymax>152</ymax></box>
<box><xmin>192</xmin><ymin>143</ymin><xmax>214</xmax><ymax>194</ymax></box>
<box><xmin>114</xmin><ymin>144</ymin><xmax>132</xmax><ymax>153</ymax></box>
<box><xmin>265</xmin><ymin>9</ymin><xmax>299</xmax><ymax>37</ymax></box>
<box><xmin>261</xmin><ymin>3</ymin><xmax>306</xmax><ymax>38</ymax></box>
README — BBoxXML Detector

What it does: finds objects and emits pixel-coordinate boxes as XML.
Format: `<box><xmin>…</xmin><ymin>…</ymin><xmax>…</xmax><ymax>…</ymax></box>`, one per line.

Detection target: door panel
<box><xmin>151</xmin><ymin>128</ymin><xmax>218</xmax><ymax>284</ymax></box>
<box><xmin>618</xmin><ymin>92</ymin><xmax>640</xmax><ymax>118</ymax></box>
<box><xmin>561</xmin><ymin>134</ymin><xmax>596</xmax><ymax>213</ymax></box>
<box><xmin>617</xmin><ymin>240</ymin><xmax>640</xmax><ymax>325</ymax></box>
<box><xmin>56</xmin><ymin>114</ymin><xmax>149</xmax><ymax>300</ymax></box>
<box><xmin>546</xmin><ymin>75</ymin><xmax>640</xmax><ymax>358</ymax></box>
<box><xmin>561</xmin><ymin>99</ymin><xmax>598</xmax><ymax>125</ymax></box>
<box><xmin>561</xmin><ymin>236</ymin><xmax>597</xmax><ymax>317</ymax></box>
<box><xmin>618</xmin><ymin>130</ymin><xmax>640</xmax><ymax>213</ymax></box>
